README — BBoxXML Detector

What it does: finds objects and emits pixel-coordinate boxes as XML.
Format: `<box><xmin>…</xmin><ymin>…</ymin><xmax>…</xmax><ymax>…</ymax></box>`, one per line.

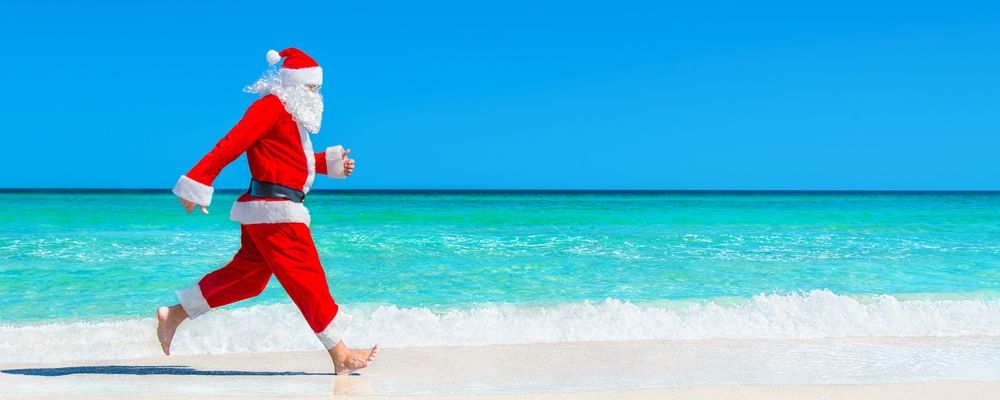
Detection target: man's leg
<box><xmin>157</xmin><ymin>225</ymin><xmax>273</xmax><ymax>355</ymax></box>
<box><xmin>245</xmin><ymin>222</ymin><xmax>378</xmax><ymax>374</ymax></box>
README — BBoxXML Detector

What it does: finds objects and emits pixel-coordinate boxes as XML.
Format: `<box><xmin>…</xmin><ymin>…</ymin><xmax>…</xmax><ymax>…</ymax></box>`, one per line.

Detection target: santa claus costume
<box><xmin>171</xmin><ymin>48</ymin><xmax>348</xmax><ymax>349</ymax></box>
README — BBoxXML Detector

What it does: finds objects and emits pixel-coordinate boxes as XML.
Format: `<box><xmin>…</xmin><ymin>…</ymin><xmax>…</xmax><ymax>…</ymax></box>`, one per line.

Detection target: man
<box><xmin>157</xmin><ymin>47</ymin><xmax>378</xmax><ymax>375</ymax></box>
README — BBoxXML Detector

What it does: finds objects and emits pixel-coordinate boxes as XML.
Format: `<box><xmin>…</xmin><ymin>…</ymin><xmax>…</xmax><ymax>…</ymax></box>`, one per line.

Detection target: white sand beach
<box><xmin>3</xmin><ymin>338</ymin><xmax>998</xmax><ymax>399</ymax></box>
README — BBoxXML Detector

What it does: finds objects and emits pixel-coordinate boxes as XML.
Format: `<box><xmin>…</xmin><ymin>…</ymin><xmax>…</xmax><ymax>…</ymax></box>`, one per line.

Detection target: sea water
<box><xmin>1</xmin><ymin>191</ymin><xmax>998</xmax><ymax>366</ymax></box>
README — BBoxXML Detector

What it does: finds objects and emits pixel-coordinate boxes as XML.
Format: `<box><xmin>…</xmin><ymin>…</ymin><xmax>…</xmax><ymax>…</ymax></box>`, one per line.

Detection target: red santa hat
<box><xmin>266</xmin><ymin>48</ymin><xmax>323</xmax><ymax>86</ymax></box>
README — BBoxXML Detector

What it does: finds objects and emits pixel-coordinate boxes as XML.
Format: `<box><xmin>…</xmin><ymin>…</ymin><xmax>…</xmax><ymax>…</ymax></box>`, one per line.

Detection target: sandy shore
<box><xmin>3</xmin><ymin>338</ymin><xmax>998</xmax><ymax>399</ymax></box>
<box><xmin>3</xmin><ymin>383</ymin><xmax>1000</xmax><ymax>400</ymax></box>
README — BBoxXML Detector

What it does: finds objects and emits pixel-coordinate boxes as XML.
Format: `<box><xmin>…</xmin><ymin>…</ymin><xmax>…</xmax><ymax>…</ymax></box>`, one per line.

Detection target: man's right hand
<box><xmin>342</xmin><ymin>148</ymin><xmax>355</xmax><ymax>177</ymax></box>
<box><xmin>178</xmin><ymin>197</ymin><xmax>209</xmax><ymax>215</ymax></box>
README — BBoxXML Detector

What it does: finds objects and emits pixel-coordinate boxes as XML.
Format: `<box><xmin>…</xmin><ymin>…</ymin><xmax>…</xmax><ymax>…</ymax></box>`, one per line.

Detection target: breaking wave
<box><xmin>2</xmin><ymin>290</ymin><xmax>999</xmax><ymax>364</ymax></box>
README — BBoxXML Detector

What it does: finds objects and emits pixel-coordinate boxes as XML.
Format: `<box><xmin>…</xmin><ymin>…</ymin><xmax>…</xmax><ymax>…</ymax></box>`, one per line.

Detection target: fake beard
<box><xmin>244</xmin><ymin>71</ymin><xmax>324</xmax><ymax>133</ymax></box>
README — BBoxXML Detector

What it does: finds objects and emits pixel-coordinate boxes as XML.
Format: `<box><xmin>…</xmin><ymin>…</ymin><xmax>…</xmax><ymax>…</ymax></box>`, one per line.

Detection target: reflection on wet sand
<box><xmin>333</xmin><ymin>374</ymin><xmax>372</xmax><ymax>395</ymax></box>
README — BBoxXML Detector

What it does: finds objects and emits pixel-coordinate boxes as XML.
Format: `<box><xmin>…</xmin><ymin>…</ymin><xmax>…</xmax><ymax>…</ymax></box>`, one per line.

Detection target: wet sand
<box><xmin>3</xmin><ymin>338</ymin><xmax>998</xmax><ymax>399</ymax></box>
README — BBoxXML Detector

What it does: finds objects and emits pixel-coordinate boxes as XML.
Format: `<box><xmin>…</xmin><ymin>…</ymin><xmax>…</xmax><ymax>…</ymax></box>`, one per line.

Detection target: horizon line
<box><xmin>1</xmin><ymin>188</ymin><xmax>998</xmax><ymax>194</ymax></box>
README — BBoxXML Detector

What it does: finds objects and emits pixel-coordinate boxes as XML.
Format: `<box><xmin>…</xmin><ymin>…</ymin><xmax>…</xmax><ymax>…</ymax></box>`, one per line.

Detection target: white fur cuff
<box><xmin>325</xmin><ymin>145</ymin><xmax>346</xmax><ymax>179</ymax></box>
<box><xmin>176</xmin><ymin>283</ymin><xmax>210</xmax><ymax>319</ymax></box>
<box><xmin>172</xmin><ymin>175</ymin><xmax>214</xmax><ymax>206</ymax></box>
<box><xmin>316</xmin><ymin>319</ymin><xmax>342</xmax><ymax>350</ymax></box>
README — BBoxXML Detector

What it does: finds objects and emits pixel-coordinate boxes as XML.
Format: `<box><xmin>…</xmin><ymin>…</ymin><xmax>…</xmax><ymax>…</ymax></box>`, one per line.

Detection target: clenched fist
<box><xmin>342</xmin><ymin>149</ymin><xmax>356</xmax><ymax>176</ymax></box>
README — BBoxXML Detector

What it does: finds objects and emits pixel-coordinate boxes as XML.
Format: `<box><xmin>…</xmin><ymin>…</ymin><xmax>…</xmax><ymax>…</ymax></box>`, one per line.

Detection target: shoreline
<box><xmin>3</xmin><ymin>338</ymin><xmax>998</xmax><ymax>398</ymax></box>
<box><xmin>4</xmin><ymin>383</ymin><xmax>1000</xmax><ymax>400</ymax></box>
<box><xmin>5</xmin><ymin>291</ymin><xmax>1000</xmax><ymax>366</ymax></box>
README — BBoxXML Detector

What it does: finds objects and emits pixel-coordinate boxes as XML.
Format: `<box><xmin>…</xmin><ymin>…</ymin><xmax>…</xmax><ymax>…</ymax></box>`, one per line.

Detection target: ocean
<box><xmin>1</xmin><ymin>191</ymin><xmax>999</xmax><ymax>367</ymax></box>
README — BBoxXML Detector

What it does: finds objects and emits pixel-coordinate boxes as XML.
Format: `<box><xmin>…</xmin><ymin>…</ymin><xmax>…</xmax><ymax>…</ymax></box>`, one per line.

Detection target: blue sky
<box><xmin>1</xmin><ymin>1</ymin><xmax>997</xmax><ymax>190</ymax></box>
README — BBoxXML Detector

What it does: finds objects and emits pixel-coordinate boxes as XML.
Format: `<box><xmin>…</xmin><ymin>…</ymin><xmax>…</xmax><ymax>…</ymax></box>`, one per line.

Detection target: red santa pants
<box><xmin>176</xmin><ymin>223</ymin><xmax>341</xmax><ymax>349</ymax></box>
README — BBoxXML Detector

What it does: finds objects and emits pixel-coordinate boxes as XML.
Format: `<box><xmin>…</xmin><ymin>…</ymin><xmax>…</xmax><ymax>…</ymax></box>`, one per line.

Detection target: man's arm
<box><xmin>314</xmin><ymin>145</ymin><xmax>355</xmax><ymax>178</ymax></box>
<box><xmin>172</xmin><ymin>96</ymin><xmax>280</xmax><ymax>212</ymax></box>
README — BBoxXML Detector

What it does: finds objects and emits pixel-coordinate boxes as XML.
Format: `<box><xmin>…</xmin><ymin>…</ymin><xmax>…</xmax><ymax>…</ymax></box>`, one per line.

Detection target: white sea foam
<box><xmin>2</xmin><ymin>290</ymin><xmax>999</xmax><ymax>364</ymax></box>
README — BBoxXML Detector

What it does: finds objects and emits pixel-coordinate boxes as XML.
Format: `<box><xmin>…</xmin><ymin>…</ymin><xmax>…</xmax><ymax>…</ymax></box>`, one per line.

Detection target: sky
<box><xmin>1</xmin><ymin>1</ymin><xmax>997</xmax><ymax>190</ymax></box>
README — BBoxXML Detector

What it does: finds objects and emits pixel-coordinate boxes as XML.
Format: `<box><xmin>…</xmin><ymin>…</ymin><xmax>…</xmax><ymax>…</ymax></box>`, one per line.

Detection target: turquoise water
<box><xmin>2</xmin><ymin>191</ymin><xmax>998</xmax><ymax>322</ymax></box>
<box><xmin>2</xmin><ymin>191</ymin><xmax>1000</xmax><ymax>364</ymax></box>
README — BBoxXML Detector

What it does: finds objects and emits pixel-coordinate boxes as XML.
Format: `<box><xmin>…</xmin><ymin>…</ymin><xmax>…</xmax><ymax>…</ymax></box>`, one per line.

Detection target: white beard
<box><xmin>244</xmin><ymin>71</ymin><xmax>324</xmax><ymax>133</ymax></box>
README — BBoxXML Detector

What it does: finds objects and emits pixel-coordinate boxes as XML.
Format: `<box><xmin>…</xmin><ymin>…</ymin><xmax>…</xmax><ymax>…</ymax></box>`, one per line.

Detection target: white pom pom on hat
<box><xmin>266</xmin><ymin>49</ymin><xmax>281</xmax><ymax>65</ymax></box>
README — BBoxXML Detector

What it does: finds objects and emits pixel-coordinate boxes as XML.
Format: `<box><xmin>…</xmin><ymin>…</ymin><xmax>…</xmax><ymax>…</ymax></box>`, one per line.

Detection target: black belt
<box><xmin>248</xmin><ymin>179</ymin><xmax>305</xmax><ymax>203</ymax></box>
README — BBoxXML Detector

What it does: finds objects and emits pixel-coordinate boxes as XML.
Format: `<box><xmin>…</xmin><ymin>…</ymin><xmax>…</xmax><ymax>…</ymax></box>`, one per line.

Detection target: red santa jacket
<box><xmin>172</xmin><ymin>94</ymin><xmax>346</xmax><ymax>225</ymax></box>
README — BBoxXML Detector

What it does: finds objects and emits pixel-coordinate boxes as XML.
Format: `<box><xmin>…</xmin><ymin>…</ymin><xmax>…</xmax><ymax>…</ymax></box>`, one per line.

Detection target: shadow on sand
<box><xmin>1</xmin><ymin>365</ymin><xmax>336</xmax><ymax>377</ymax></box>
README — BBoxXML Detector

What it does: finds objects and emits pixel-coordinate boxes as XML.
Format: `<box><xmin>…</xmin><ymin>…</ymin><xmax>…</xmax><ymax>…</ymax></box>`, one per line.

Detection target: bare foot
<box><xmin>330</xmin><ymin>340</ymin><xmax>379</xmax><ymax>375</ymax></box>
<box><xmin>156</xmin><ymin>305</ymin><xmax>188</xmax><ymax>355</ymax></box>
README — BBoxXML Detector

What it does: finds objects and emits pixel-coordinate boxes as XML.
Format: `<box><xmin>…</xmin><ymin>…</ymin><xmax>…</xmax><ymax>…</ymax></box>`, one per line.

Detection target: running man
<box><xmin>156</xmin><ymin>48</ymin><xmax>378</xmax><ymax>375</ymax></box>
